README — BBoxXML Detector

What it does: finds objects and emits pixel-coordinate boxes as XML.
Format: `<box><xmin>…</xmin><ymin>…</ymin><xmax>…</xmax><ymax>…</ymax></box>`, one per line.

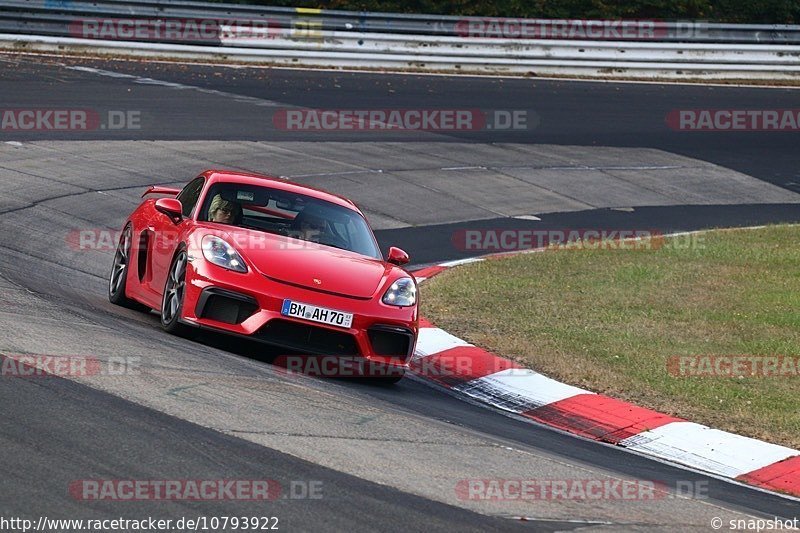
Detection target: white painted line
<box><xmin>68</xmin><ymin>65</ymin><xmax>132</xmax><ymax>78</ymax></box>
<box><xmin>65</xmin><ymin>66</ymin><xmax>283</xmax><ymax>107</ymax></box>
<box><xmin>620</xmin><ymin>422</ymin><xmax>799</xmax><ymax>479</ymax></box>
<box><xmin>414</xmin><ymin>327</ymin><xmax>472</xmax><ymax>357</ymax></box>
<box><xmin>421</xmin><ymin>226</ymin><xmax>794</xmax><ymax>283</ymax></box>
<box><xmin>497</xmin><ymin>164</ymin><xmax>686</xmax><ymax>171</ymax></box>
<box><xmin>438</xmin><ymin>257</ymin><xmax>485</xmax><ymax>268</ymax></box>
<box><xmin>513</xmin><ymin>215</ymin><xmax>542</xmax><ymax>221</ymax></box>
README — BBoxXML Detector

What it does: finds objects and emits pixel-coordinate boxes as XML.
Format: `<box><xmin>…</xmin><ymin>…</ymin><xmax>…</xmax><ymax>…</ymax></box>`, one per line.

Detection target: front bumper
<box><xmin>182</xmin><ymin>258</ymin><xmax>418</xmax><ymax>368</ymax></box>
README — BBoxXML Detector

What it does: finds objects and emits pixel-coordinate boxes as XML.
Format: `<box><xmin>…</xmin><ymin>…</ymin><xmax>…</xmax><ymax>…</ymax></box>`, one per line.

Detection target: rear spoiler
<box><xmin>141</xmin><ymin>185</ymin><xmax>181</xmax><ymax>198</ymax></box>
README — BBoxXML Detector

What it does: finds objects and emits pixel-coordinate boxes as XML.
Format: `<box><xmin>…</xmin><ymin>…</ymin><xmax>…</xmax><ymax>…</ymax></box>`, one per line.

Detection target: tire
<box><xmin>108</xmin><ymin>224</ymin><xmax>148</xmax><ymax>311</ymax></box>
<box><xmin>371</xmin><ymin>369</ymin><xmax>405</xmax><ymax>385</ymax></box>
<box><xmin>160</xmin><ymin>247</ymin><xmax>193</xmax><ymax>338</ymax></box>
<box><xmin>374</xmin><ymin>374</ymin><xmax>405</xmax><ymax>385</ymax></box>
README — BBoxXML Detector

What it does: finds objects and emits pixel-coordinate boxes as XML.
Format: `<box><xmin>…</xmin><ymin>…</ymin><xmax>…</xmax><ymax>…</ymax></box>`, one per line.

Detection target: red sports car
<box><xmin>108</xmin><ymin>170</ymin><xmax>418</xmax><ymax>382</ymax></box>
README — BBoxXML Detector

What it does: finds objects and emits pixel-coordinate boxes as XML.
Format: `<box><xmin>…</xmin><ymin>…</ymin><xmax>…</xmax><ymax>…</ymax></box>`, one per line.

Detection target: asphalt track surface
<box><xmin>2</xmin><ymin>55</ymin><xmax>800</xmax><ymax>189</ymax></box>
<box><xmin>1</xmin><ymin>53</ymin><xmax>799</xmax><ymax>531</ymax></box>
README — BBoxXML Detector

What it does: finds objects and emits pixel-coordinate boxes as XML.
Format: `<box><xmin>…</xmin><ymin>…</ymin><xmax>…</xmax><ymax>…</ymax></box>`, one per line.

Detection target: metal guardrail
<box><xmin>4</xmin><ymin>0</ymin><xmax>800</xmax><ymax>43</ymax></box>
<box><xmin>1</xmin><ymin>0</ymin><xmax>799</xmax><ymax>79</ymax></box>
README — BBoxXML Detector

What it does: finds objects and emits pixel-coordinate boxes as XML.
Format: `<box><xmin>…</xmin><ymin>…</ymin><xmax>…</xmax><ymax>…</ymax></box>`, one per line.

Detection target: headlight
<box><xmin>382</xmin><ymin>277</ymin><xmax>416</xmax><ymax>307</ymax></box>
<box><xmin>202</xmin><ymin>235</ymin><xmax>247</xmax><ymax>273</ymax></box>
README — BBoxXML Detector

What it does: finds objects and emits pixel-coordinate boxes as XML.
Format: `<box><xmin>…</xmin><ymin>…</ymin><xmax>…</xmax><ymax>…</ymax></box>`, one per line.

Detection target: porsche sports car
<box><xmin>109</xmin><ymin>170</ymin><xmax>418</xmax><ymax>381</ymax></box>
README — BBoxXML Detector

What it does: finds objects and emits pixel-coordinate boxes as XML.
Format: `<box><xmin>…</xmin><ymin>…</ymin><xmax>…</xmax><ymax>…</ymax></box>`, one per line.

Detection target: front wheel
<box><xmin>161</xmin><ymin>248</ymin><xmax>193</xmax><ymax>338</ymax></box>
<box><xmin>370</xmin><ymin>369</ymin><xmax>405</xmax><ymax>385</ymax></box>
<box><xmin>374</xmin><ymin>374</ymin><xmax>405</xmax><ymax>385</ymax></box>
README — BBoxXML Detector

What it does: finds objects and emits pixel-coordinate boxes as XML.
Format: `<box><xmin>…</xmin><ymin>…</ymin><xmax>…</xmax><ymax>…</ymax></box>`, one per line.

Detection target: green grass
<box><xmin>421</xmin><ymin>225</ymin><xmax>800</xmax><ymax>449</ymax></box>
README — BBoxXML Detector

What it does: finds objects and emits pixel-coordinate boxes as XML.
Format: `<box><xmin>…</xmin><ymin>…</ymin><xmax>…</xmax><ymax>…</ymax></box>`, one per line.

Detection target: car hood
<box><xmin>228</xmin><ymin>230</ymin><xmax>390</xmax><ymax>298</ymax></box>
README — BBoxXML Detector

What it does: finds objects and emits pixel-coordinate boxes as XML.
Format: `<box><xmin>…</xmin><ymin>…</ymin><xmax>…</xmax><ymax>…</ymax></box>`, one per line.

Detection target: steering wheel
<box><xmin>319</xmin><ymin>232</ymin><xmax>349</xmax><ymax>251</ymax></box>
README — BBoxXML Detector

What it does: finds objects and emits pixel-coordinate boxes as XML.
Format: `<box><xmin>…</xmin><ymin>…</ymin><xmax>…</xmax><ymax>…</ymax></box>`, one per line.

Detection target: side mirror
<box><xmin>387</xmin><ymin>246</ymin><xmax>409</xmax><ymax>266</ymax></box>
<box><xmin>155</xmin><ymin>198</ymin><xmax>183</xmax><ymax>223</ymax></box>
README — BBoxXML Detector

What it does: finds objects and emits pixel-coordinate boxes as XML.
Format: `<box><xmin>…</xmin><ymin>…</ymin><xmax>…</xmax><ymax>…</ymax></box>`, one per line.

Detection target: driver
<box><xmin>292</xmin><ymin>207</ymin><xmax>328</xmax><ymax>243</ymax></box>
<box><xmin>208</xmin><ymin>194</ymin><xmax>242</xmax><ymax>225</ymax></box>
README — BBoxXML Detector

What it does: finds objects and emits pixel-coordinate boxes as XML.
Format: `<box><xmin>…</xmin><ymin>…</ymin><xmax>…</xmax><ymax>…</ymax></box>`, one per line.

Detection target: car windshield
<box><xmin>199</xmin><ymin>182</ymin><xmax>382</xmax><ymax>260</ymax></box>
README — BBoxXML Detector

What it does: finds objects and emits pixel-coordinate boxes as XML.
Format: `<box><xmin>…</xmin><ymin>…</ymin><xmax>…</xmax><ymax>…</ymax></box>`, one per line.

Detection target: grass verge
<box><xmin>421</xmin><ymin>225</ymin><xmax>800</xmax><ymax>449</ymax></box>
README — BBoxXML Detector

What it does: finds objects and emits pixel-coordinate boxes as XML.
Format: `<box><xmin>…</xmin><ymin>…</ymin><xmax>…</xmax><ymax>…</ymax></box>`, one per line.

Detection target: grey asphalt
<box><xmin>0</xmin><ymin>52</ymin><xmax>799</xmax><ymax>532</ymax></box>
<box><xmin>0</xmin><ymin>358</ymin><xmax>544</xmax><ymax>532</ymax></box>
<box><xmin>2</xmin><ymin>53</ymin><xmax>799</xmax><ymax>192</ymax></box>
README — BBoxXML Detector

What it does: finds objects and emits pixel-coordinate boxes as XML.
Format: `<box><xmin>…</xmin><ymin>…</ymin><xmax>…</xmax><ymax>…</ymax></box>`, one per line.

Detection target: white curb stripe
<box><xmin>620</xmin><ymin>422</ymin><xmax>799</xmax><ymax>479</ymax></box>
<box><xmin>455</xmin><ymin>368</ymin><xmax>593</xmax><ymax>413</ymax></box>
<box><xmin>411</xmin><ymin>225</ymin><xmax>800</xmax><ymax>497</ymax></box>
<box><xmin>414</xmin><ymin>327</ymin><xmax>472</xmax><ymax>357</ymax></box>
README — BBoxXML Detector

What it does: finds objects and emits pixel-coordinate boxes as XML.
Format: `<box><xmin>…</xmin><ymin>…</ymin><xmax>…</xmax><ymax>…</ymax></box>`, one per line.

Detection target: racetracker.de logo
<box><xmin>456</xmin><ymin>479</ymin><xmax>669</xmax><ymax>500</ymax></box>
<box><xmin>667</xmin><ymin>355</ymin><xmax>800</xmax><ymax>378</ymax></box>
<box><xmin>69</xmin><ymin>480</ymin><xmax>281</xmax><ymax>501</ymax></box>
<box><xmin>68</xmin><ymin>18</ymin><xmax>282</xmax><ymax>41</ymax></box>
<box><xmin>272</xmin><ymin>109</ymin><xmax>531</xmax><ymax>131</ymax></box>
<box><xmin>451</xmin><ymin>229</ymin><xmax>668</xmax><ymax>252</ymax></box>
<box><xmin>66</xmin><ymin>228</ymin><xmax>337</xmax><ymax>252</ymax></box>
<box><xmin>274</xmin><ymin>355</ymin><xmax>406</xmax><ymax>378</ymax></box>
<box><xmin>274</xmin><ymin>354</ymin><xmax>523</xmax><ymax>379</ymax></box>
<box><xmin>454</xmin><ymin>19</ymin><xmax>667</xmax><ymax>39</ymax></box>
<box><xmin>0</xmin><ymin>354</ymin><xmax>140</xmax><ymax>377</ymax></box>
<box><xmin>0</xmin><ymin>109</ymin><xmax>140</xmax><ymax>131</ymax></box>
<box><xmin>68</xmin><ymin>479</ymin><xmax>324</xmax><ymax>502</ymax></box>
<box><xmin>666</xmin><ymin>109</ymin><xmax>800</xmax><ymax>131</ymax></box>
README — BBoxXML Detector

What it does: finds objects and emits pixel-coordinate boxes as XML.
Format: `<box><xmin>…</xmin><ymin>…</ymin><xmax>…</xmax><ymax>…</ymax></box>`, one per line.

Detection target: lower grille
<box><xmin>257</xmin><ymin>319</ymin><xmax>359</xmax><ymax>356</ymax></box>
<box><xmin>196</xmin><ymin>288</ymin><xmax>258</xmax><ymax>325</ymax></box>
<box><xmin>368</xmin><ymin>325</ymin><xmax>414</xmax><ymax>358</ymax></box>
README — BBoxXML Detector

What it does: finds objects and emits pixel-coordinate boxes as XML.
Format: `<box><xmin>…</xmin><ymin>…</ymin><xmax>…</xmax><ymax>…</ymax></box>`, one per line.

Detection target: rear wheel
<box><xmin>161</xmin><ymin>248</ymin><xmax>193</xmax><ymax>337</ymax></box>
<box><xmin>109</xmin><ymin>224</ymin><xmax>147</xmax><ymax>310</ymax></box>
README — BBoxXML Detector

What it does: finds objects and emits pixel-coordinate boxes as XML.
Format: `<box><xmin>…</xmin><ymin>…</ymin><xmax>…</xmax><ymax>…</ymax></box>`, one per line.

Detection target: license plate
<box><xmin>281</xmin><ymin>299</ymin><xmax>353</xmax><ymax>329</ymax></box>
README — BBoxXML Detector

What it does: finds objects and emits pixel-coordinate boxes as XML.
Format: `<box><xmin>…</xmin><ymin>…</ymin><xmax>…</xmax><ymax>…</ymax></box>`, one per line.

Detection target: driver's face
<box><xmin>212</xmin><ymin>206</ymin><xmax>235</xmax><ymax>224</ymax></box>
<box><xmin>300</xmin><ymin>216</ymin><xmax>325</xmax><ymax>240</ymax></box>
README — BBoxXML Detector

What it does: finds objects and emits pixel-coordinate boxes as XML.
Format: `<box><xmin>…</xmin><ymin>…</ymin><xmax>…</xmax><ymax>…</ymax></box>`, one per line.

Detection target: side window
<box><xmin>176</xmin><ymin>177</ymin><xmax>204</xmax><ymax>217</ymax></box>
